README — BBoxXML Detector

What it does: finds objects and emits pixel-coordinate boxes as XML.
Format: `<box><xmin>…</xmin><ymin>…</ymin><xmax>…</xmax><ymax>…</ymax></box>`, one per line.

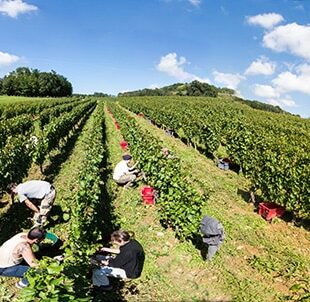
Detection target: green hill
<box><xmin>118</xmin><ymin>80</ymin><xmax>289</xmax><ymax>115</ymax></box>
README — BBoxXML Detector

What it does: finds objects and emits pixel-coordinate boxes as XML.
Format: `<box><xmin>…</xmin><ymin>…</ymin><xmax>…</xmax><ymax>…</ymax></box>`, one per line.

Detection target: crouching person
<box><xmin>92</xmin><ymin>230</ymin><xmax>145</xmax><ymax>291</ymax></box>
<box><xmin>200</xmin><ymin>215</ymin><xmax>225</xmax><ymax>260</ymax></box>
<box><xmin>0</xmin><ymin>227</ymin><xmax>46</xmax><ymax>288</ymax></box>
<box><xmin>113</xmin><ymin>155</ymin><xmax>139</xmax><ymax>188</ymax></box>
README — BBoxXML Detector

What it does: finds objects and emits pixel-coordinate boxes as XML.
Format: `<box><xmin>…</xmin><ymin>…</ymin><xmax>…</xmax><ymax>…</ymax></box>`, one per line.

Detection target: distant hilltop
<box><xmin>118</xmin><ymin>80</ymin><xmax>289</xmax><ymax>115</ymax></box>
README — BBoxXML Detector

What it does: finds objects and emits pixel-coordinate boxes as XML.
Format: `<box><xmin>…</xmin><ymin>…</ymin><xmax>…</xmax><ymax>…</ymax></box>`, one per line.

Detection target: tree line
<box><xmin>0</xmin><ymin>67</ymin><xmax>72</xmax><ymax>97</ymax></box>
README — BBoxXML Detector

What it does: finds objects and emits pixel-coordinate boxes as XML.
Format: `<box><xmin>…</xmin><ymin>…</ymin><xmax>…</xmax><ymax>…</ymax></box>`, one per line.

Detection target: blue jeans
<box><xmin>0</xmin><ymin>264</ymin><xmax>30</xmax><ymax>285</ymax></box>
<box><xmin>92</xmin><ymin>266</ymin><xmax>127</xmax><ymax>286</ymax></box>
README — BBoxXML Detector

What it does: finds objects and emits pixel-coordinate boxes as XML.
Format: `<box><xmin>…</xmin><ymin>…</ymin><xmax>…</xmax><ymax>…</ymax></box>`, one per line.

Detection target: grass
<box><xmin>1</xmin><ymin>100</ymin><xmax>309</xmax><ymax>301</ymax></box>
<box><xmin>0</xmin><ymin>95</ymin><xmax>52</xmax><ymax>104</ymax></box>
<box><xmin>120</xmin><ymin>106</ymin><xmax>310</xmax><ymax>301</ymax></box>
<box><xmin>103</xmin><ymin>106</ymin><xmax>229</xmax><ymax>301</ymax></box>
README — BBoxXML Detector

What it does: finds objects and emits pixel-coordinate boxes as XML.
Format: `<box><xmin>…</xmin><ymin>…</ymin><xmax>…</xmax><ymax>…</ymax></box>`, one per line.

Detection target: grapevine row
<box><xmin>119</xmin><ymin>96</ymin><xmax>310</xmax><ymax>219</ymax></box>
<box><xmin>108</xmin><ymin>102</ymin><xmax>208</xmax><ymax>241</ymax></box>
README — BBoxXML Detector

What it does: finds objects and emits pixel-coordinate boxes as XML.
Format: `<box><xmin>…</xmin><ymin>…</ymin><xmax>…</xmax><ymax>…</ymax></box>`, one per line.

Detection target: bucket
<box><xmin>141</xmin><ymin>186</ymin><xmax>155</xmax><ymax>205</ymax></box>
<box><xmin>35</xmin><ymin>231</ymin><xmax>59</xmax><ymax>251</ymax></box>
<box><xmin>45</xmin><ymin>231</ymin><xmax>59</xmax><ymax>245</ymax></box>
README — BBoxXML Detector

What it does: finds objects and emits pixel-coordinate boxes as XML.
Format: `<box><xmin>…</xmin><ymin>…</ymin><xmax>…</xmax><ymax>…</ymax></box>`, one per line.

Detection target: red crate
<box><xmin>258</xmin><ymin>202</ymin><xmax>285</xmax><ymax>221</ymax></box>
<box><xmin>120</xmin><ymin>140</ymin><xmax>128</xmax><ymax>150</ymax></box>
<box><xmin>141</xmin><ymin>186</ymin><xmax>155</xmax><ymax>205</ymax></box>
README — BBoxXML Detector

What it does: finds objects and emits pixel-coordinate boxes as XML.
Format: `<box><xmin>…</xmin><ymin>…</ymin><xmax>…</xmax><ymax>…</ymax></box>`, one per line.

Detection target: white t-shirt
<box><xmin>113</xmin><ymin>160</ymin><xmax>130</xmax><ymax>181</ymax></box>
<box><xmin>16</xmin><ymin>180</ymin><xmax>52</xmax><ymax>203</ymax></box>
<box><xmin>0</xmin><ymin>233</ymin><xmax>27</xmax><ymax>268</ymax></box>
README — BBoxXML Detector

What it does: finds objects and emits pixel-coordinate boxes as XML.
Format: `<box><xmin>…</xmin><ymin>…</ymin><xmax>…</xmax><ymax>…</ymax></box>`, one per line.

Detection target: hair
<box><xmin>111</xmin><ymin>230</ymin><xmax>135</xmax><ymax>243</ymax></box>
<box><xmin>6</xmin><ymin>182</ymin><xmax>17</xmax><ymax>194</ymax></box>
<box><xmin>27</xmin><ymin>227</ymin><xmax>47</xmax><ymax>241</ymax></box>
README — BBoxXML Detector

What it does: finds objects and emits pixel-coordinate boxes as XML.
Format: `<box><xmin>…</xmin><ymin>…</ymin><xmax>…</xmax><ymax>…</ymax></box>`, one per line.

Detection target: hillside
<box><xmin>118</xmin><ymin>80</ymin><xmax>289</xmax><ymax>115</ymax></box>
<box><xmin>0</xmin><ymin>96</ymin><xmax>309</xmax><ymax>302</ymax></box>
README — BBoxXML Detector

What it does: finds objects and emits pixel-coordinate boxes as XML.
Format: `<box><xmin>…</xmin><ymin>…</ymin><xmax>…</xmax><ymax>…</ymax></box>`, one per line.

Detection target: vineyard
<box><xmin>0</xmin><ymin>95</ymin><xmax>309</xmax><ymax>302</ymax></box>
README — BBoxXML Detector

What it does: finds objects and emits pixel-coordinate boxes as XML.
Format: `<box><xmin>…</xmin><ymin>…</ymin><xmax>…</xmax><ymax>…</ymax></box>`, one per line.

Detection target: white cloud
<box><xmin>267</xmin><ymin>97</ymin><xmax>296</xmax><ymax>108</ymax></box>
<box><xmin>253</xmin><ymin>84</ymin><xmax>280</xmax><ymax>98</ymax></box>
<box><xmin>246</xmin><ymin>13</ymin><xmax>284</xmax><ymax>29</ymax></box>
<box><xmin>245</xmin><ymin>56</ymin><xmax>276</xmax><ymax>76</ymax></box>
<box><xmin>157</xmin><ymin>53</ymin><xmax>191</xmax><ymax>80</ymax></box>
<box><xmin>0</xmin><ymin>51</ymin><xmax>19</xmax><ymax>66</ymax></box>
<box><xmin>156</xmin><ymin>52</ymin><xmax>210</xmax><ymax>83</ymax></box>
<box><xmin>296</xmin><ymin>63</ymin><xmax>310</xmax><ymax>75</ymax></box>
<box><xmin>188</xmin><ymin>0</ymin><xmax>201</xmax><ymax>7</ymax></box>
<box><xmin>0</xmin><ymin>0</ymin><xmax>37</xmax><ymax>18</ymax></box>
<box><xmin>263</xmin><ymin>23</ymin><xmax>310</xmax><ymax>60</ymax></box>
<box><xmin>212</xmin><ymin>71</ymin><xmax>244</xmax><ymax>89</ymax></box>
<box><xmin>272</xmin><ymin>69</ymin><xmax>310</xmax><ymax>95</ymax></box>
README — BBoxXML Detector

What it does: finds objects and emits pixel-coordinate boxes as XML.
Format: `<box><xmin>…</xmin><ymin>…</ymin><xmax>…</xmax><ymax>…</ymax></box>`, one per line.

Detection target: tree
<box><xmin>0</xmin><ymin>67</ymin><xmax>72</xmax><ymax>97</ymax></box>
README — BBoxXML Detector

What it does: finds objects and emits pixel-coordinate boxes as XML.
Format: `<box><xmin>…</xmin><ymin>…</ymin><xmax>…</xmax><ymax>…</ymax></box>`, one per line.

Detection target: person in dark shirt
<box><xmin>92</xmin><ymin>230</ymin><xmax>145</xmax><ymax>290</ymax></box>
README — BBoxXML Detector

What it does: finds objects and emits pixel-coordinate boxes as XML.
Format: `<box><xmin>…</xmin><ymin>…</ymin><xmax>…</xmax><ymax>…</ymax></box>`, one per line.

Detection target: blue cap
<box><xmin>122</xmin><ymin>154</ymin><xmax>132</xmax><ymax>160</ymax></box>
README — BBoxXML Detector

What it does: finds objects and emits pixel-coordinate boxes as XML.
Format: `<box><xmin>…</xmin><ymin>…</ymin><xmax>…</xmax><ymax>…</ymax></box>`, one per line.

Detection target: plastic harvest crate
<box><xmin>141</xmin><ymin>186</ymin><xmax>155</xmax><ymax>205</ymax></box>
<box><xmin>120</xmin><ymin>140</ymin><xmax>128</xmax><ymax>150</ymax></box>
<box><xmin>258</xmin><ymin>202</ymin><xmax>285</xmax><ymax>221</ymax></box>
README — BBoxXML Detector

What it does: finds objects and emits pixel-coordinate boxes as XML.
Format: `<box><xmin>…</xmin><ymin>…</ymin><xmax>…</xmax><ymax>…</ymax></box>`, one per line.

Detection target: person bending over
<box><xmin>92</xmin><ymin>230</ymin><xmax>145</xmax><ymax>290</ymax></box>
<box><xmin>0</xmin><ymin>227</ymin><xmax>46</xmax><ymax>288</ymax></box>
<box><xmin>7</xmin><ymin>180</ymin><xmax>56</xmax><ymax>226</ymax></box>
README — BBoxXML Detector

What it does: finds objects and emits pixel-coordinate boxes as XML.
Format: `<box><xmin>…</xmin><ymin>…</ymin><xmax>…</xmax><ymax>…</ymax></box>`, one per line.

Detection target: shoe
<box><xmin>15</xmin><ymin>280</ymin><xmax>28</xmax><ymax>289</ymax></box>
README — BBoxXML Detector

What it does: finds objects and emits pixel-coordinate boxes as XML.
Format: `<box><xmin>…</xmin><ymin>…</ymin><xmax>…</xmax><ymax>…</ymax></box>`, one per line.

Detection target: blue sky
<box><xmin>0</xmin><ymin>0</ymin><xmax>309</xmax><ymax>117</ymax></box>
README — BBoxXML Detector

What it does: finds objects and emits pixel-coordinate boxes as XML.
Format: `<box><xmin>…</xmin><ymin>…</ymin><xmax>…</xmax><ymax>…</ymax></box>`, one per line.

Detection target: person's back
<box><xmin>113</xmin><ymin>160</ymin><xmax>128</xmax><ymax>181</ymax></box>
<box><xmin>16</xmin><ymin>180</ymin><xmax>51</xmax><ymax>202</ymax></box>
<box><xmin>109</xmin><ymin>239</ymin><xmax>145</xmax><ymax>279</ymax></box>
<box><xmin>0</xmin><ymin>233</ymin><xmax>28</xmax><ymax>268</ymax></box>
<box><xmin>0</xmin><ymin>227</ymin><xmax>46</xmax><ymax>289</ymax></box>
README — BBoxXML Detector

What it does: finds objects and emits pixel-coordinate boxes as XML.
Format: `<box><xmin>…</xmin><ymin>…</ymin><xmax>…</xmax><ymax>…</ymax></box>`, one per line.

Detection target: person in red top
<box><xmin>92</xmin><ymin>230</ymin><xmax>145</xmax><ymax>290</ymax></box>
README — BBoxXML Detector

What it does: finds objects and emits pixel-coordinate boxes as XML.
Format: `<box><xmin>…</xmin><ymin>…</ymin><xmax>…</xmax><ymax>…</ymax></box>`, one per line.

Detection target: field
<box><xmin>0</xmin><ymin>96</ymin><xmax>309</xmax><ymax>302</ymax></box>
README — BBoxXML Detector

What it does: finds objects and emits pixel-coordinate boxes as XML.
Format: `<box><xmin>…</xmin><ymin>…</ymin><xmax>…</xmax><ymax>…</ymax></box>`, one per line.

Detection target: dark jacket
<box><xmin>200</xmin><ymin>215</ymin><xmax>225</xmax><ymax>245</ymax></box>
<box><xmin>109</xmin><ymin>239</ymin><xmax>145</xmax><ymax>279</ymax></box>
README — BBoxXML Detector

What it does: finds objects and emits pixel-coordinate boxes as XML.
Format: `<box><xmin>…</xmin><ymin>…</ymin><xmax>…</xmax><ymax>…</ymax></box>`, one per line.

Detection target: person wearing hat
<box><xmin>6</xmin><ymin>180</ymin><xmax>56</xmax><ymax>226</ymax></box>
<box><xmin>0</xmin><ymin>227</ymin><xmax>46</xmax><ymax>289</ymax></box>
<box><xmin>113</xmin><ymin>155</ymin><xmax>139</xmax><ymax>188</ymax></box>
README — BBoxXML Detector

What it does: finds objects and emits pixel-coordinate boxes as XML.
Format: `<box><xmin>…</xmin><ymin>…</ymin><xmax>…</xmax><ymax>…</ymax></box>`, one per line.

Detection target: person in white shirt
<box><xmin>113</xmin><ymin>155</ymin><xmax>139</xmax><ymax>188</ymax></box>
<box><xmin>7</xmin><ymin>180</ymin><xmax>56</xmax><ymax>226</ymax></box>
<box><xmin>0</xmin><ymin>227</ymin><xmax>46</xmax><ymax>289</ymax></box>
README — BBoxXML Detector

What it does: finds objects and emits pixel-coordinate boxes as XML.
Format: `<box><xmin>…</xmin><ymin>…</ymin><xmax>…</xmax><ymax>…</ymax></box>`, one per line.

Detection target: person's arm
<box><xmin>130</xmin><ymin>161</ymin><xmax>139</xmax><ymax>169</ymax></box>
<box><xmin>101</xmin><ymin>247</ymin><xmax>120</xmax><ymax>254</ymax></box>
<box><xmin>24</xmin><ymin>199</ymin><xmax>40</xmax><ymax>213</ymax></box>
<box><xmin>128</xmin><ymin>169</ymin><xmax>138</xmax><ymax>175</ymax></box>
<box><xmin>19</xmin><ymin>243</ymin><xmax>38</xmax><ymax>268</ymax></box>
